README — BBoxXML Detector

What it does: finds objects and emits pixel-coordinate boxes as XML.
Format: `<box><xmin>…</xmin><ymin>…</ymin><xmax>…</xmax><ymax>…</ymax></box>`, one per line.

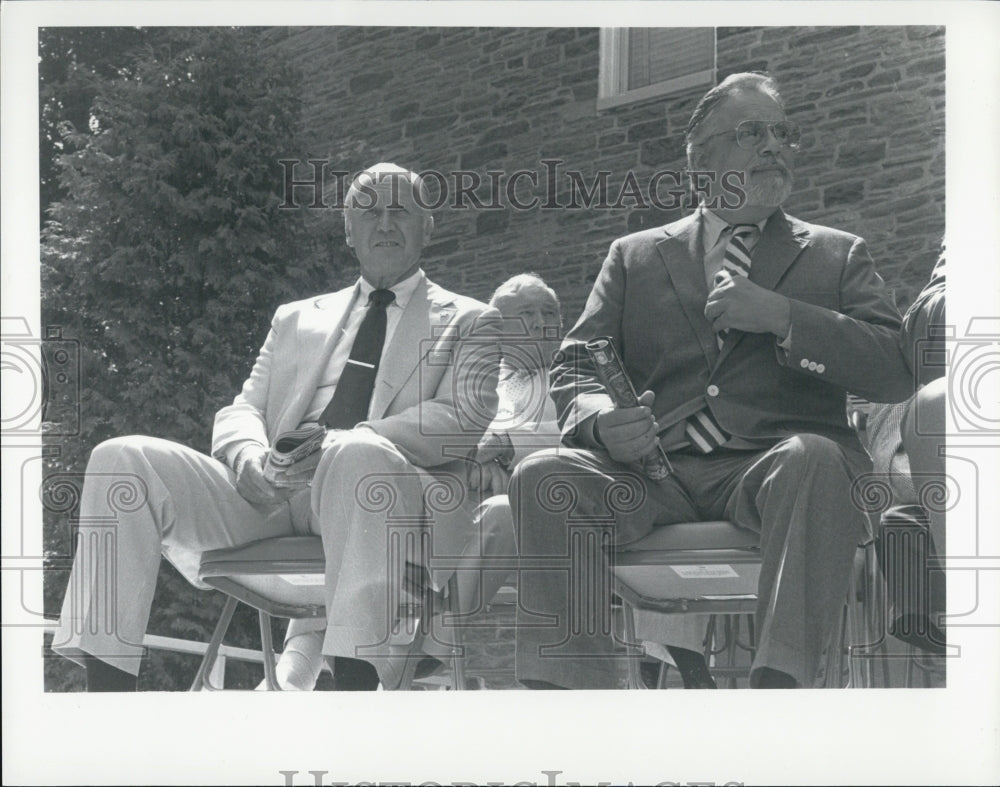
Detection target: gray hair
<box><xmin>344</xmin><ymin>162</ymin><xmax>431</xmax><ymax>211</ymax></box>
<box><xmin>489</xmin><ymin>272</ymin><xmax>561</xmax><ymax>313</ymax></box>
<box><xmin>685</xmin><ymin>72</ymin><xmax>785</xmax><ymax>168</ymax></box>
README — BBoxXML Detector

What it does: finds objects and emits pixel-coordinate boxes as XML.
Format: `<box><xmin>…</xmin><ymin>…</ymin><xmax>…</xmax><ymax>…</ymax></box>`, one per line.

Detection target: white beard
<box><xmin>744</xmin><ymin>171</ymin><xmax>793</xmax><ymax>206</ymax></box>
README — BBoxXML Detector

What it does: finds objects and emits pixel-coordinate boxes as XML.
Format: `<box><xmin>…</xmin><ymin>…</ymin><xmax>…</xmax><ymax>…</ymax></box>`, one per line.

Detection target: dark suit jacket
<box><xmin>551</xmin><ymin>209</ymin><xmax>914</xmax><ymax>452</ymax></box>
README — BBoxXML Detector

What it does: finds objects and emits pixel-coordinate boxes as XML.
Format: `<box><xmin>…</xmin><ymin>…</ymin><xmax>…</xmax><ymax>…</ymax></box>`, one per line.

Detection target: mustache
<box><xmin>750</xmin><ymin>160</ymin><xmax>792</xmax><ymax>176</ymax></box>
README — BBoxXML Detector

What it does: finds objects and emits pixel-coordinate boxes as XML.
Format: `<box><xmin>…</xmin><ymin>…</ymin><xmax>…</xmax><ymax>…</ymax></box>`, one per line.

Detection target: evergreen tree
<box><xmin>41</xmin><ymin>27</ymin><xmax>347</xmax><ymax>689</ymax></box>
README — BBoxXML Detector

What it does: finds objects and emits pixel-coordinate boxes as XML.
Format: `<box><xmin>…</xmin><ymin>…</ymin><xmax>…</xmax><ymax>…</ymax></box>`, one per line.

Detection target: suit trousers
<box><xmin>283</xmin><ymin>491</ymin><xmax>517</xmax><ymax>650</ymax></box>
<box><xmin>511</xmin><ymin>434</ymin><xmax>871</xmax><ymax>689</ymax></box>
<box><xmin>53</xmin><ymin>429</ymin><xmax>465</xmax><ymax>675</ymax></box>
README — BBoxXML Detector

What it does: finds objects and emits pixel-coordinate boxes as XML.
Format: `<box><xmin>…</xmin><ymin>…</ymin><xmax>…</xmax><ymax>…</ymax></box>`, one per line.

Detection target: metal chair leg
<box><xmin>866</xmin><ymin>540</ymin><xmax>892</xmax><ymax>688</ymax></box>
<box><xmin>621</xmin><ymin>600</ymin><xmax>645</xmax><ymax>690</ymax></box>
<box><xmin>258</xmin><ymin>609</ymin><xmax>280</xmax><ymax>691</ymax></box>
<box><xmin>824</xmin><ymin>601</ymin><xmax>847</xmax><ymax>688</ymax></box>
<box><xmin>446</xmin><ymin>574</ymin><xmax>466</xmax><ymax>691</ymax></box>
<box><xmin>725</xmin><ymin>615</ymin><xmax>739</xmax><ymax>689</ymax></box>
<box><xmin>191</xmin><ymin>595</ymin><xmax>239</xmax><ymax>691</ymax></box>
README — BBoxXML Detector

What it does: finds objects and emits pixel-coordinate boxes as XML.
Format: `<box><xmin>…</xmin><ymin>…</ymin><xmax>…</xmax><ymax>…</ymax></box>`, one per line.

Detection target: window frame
<box><xmin>597</xmin><ymin>28</ymin><xmax>717</xmax><ymax>111</ymax></box>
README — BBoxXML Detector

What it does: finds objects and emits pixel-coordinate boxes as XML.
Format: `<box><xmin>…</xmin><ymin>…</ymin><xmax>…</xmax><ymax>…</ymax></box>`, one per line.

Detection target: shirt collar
<box><xmin>698</xmin><ymin>204</ymin><xmax>771</xmax><ymax>249</ymax></box>
<box><xmin>357</xmin><ymin>268</ymin><xmax>424</xmax><ymax>309</ymax></box>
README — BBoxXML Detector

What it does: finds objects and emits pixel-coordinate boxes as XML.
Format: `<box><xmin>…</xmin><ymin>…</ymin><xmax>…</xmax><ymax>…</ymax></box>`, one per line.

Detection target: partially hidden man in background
<box><xmin>854</xmin><ymin>245</ymin><xmax>947</xmax><ymax>654</ymax></box>
<box><xmin>512</xmin><ymin>72</ymin><xmax>915</xmax><ymax>690</ymax></box>
<box><xmin>53</xmin><ymin>163</ymin><xmax>501</xmax><ymax>691</ymax></box>
<box><xmin>268</xmin><ymin>272</ymin><xmax>565</xmax><ymax>690</ymax></box>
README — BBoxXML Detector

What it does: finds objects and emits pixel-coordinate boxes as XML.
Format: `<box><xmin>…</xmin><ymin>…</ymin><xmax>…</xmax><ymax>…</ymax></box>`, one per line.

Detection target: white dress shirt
<box><xmin>225</xmin><ymin>269</ymin><xmax>424</xmax><ymax>467</ymax></box>
<box><xmin>300</xmin><ymin>269</ymin><xmax>424</xmax><ymax>424</ymax></box>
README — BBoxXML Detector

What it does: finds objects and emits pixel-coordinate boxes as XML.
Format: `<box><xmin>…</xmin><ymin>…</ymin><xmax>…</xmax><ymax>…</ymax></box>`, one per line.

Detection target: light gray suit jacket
<box><xmin>212</xmin><ymin>274</ymin><xmax>502</xmax><ymax>565</ymax></box>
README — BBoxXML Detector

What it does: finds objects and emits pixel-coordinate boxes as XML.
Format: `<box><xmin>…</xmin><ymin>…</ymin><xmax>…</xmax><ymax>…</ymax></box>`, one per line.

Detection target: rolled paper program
<box><xmin>585</xmin><ymin>337</ymin><xmax>673</xmax><ymax>480</ymax></box>
<box><xmin>263</xmin><ymin>424</ymin><xmax>327</xmax><ymax>486</ymax></box>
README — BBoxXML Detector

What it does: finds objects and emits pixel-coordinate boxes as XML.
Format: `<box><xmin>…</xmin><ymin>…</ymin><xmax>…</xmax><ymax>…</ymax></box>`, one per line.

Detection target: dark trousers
<box><xmin>511</xmin><ymin>434</ymin><xmax>871</xmax><ymax>688</ymax></box>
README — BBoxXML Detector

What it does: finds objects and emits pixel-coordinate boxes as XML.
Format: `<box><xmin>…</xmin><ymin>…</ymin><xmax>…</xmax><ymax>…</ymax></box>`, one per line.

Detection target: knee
<box><xmin>87</xmin><ymin>435</ymin><xmax>166</xmax><ymax>473</ymax></box>
<box><xmin>776</xmin><ymin>434</ymin><xmax>847</xmax><ymax>473</ymax></box>
<box><xmin>476</xmin><ymin>495</ymin><xmax>516</xmax><ymax>555</ymax></box>
<box><xmin>901</xmin><ymin>378</ymin><xmax>947</xmax><ymax>447</ymax></box>
<box><xmin>901</xmin><ymin>377</ymin><xmax>947</xmax><ymax>475</ymax></box>
<box><xmin>315</xmin><ymin>429</ymin><xmax>401</xmax><ymax>480</ymax></box>
<box><xmin>511</xmin><ymin>448</ymin><xmax>563</xmax><ymax>488</ymax></box>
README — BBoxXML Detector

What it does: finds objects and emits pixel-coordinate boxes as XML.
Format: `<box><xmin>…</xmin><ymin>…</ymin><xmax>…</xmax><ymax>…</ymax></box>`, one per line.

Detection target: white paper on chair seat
<box><xmin>669</xmin><ymin>564</ymin><xmax>739</xmax><ymax>579</ymax></box>
<box><xmin>280</xmin><ymin>574</ymin><xmax>326</xmax><ymax>585</ymax></box>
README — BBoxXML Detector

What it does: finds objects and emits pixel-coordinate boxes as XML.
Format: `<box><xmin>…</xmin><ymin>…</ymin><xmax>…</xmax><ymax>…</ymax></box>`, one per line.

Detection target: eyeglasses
<box><xmin>700</xmin><ymin>119</ymin><xmax>801</xmax><ymax>150</ymax></box>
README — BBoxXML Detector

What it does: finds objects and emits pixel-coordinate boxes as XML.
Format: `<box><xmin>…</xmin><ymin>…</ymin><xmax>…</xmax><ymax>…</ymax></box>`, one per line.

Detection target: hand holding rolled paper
<box><xmin>585</xmin><ymin>337</ymin><xmax>673</xmax><ymax>480</ymax></box>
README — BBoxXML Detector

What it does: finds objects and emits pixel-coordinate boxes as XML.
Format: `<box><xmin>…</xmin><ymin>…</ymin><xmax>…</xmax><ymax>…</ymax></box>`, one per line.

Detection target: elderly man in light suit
<box><xmin>53</xmin><ymin>163</ymin><xmax>500</xmax><ymax>691</ymax></box>
<box><xmin>512</xmin><ymin>73</ymin><xmax>915</xmax><ymax>690</ymax></box>
<box><xmin>270</xmin><ymin>272</ymin><xmax>565</xmax><ymax>690</ymax></box>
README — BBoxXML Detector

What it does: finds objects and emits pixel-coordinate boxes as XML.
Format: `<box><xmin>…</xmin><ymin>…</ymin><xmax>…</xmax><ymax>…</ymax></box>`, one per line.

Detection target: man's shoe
<box><xmin>665</xmin><ymin>646</ymin><xmax>718</xmax><ymax>689</ymax></box>
<box><xmin>83</xmin><ymin>655</ymin><xmax>137</xmax><ymax>692</ymax></box>
<box><xmin>414</xmin><ymin>656</ymin><xmax>445</xmax><ymax>680</ymax></box>
<box><xmin>327</xmin><ymin>656</ymin><xmax>380</xmax><ymax>691</ymax></box>
<box><xmin>753</xmin><ymin>666</ymin><xmax>798</xmax><ymax>688</ymax></box>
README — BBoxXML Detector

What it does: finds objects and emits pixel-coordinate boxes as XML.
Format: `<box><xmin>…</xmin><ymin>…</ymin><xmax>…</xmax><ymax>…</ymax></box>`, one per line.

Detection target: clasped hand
<box><xmin>467</xmin><ymin>431</ymin><xmax>511</xmax><ymax>496</ymax></box>
<box><xmin>594</xmin><ymin>390</ymin><xmax>660</xmax><ymax>464</ymax></box>
<box><xmin>704</xmin><ymin>271</ymin><xmax>791</xmax><ymax>338</ymax></box>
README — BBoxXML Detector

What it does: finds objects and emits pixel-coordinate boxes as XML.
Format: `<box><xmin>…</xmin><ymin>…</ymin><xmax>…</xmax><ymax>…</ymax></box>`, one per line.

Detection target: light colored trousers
<box><xmin>283</xmin><ymin>493</ymin><xmax>517</xmax><ymax>647</ymax></box>
<box><xmin>53</xmin><ymin>430</ymin><xmax>502</xmax><ymax>675</ymax></box>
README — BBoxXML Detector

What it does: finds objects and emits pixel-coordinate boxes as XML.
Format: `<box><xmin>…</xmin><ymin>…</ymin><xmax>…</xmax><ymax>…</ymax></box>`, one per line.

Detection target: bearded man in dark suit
<box><xmin>512</xmin><ymin>72</ymin><xmax>915</xmax><ymax>689</ymax></box>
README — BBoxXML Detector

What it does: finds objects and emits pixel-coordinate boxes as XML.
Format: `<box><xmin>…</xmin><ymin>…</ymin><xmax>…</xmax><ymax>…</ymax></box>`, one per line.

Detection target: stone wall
<box><xmin>262</xmin><ymin>25</ymin><xmax>945</xmax><ymax>688</ymax></box>
<box><xmin>267</xmin><ymin>25</ymin><xmax>944</xmax><ymax>320</ymax></box>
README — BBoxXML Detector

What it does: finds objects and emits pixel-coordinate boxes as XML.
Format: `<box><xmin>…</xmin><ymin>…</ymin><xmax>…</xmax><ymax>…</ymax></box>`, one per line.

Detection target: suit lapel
<box><xmin>288</xmin><ymin>285</ymin><xmax>358</xmax><ymax>427</ymax></box>
<box><xmin>714</xmin><ymin>209</ymin><xmax>811</xmax><ymax>366</ymax></box>
<box><xmin>369</xmin><ymin>276</ymin><xmax>455</xmax><ymax>419</ymax></box>
<box><xmin>746</xmin><ymin>208</ymin><xmax>810</xmax><ymax>292</ymax></box>
<box><xmin>656</xmin><ymin>213</ymin><xmax>719</xmax><ymax>371</ymax></box>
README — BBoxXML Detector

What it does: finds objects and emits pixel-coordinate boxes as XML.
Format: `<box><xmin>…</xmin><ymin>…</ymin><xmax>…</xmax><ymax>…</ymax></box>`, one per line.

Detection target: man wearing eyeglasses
<box><xmin>512</xmin><ymin>72</ymin><xmax>914</xmax><ymax>690</ymax></box>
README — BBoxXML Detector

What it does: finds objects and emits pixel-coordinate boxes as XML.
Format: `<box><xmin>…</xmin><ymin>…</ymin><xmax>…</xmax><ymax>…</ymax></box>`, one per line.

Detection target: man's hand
<box><xmin>233</xmin><ymin>444</ymin><xmax>294</xmax><ymax>506</ymax></box>
<box><xmin>705</xmin><ymin>271</ymin><xmax>791</xmax><ymax>338</ymax></box>
<box><xmin>468</xmin><ymin>431</ymin><xmax>514</xmax><ymax>494</ymax></box>
<box><xmin>268</xmin><ymin>428</ymin><xmax>348</xmax><ymax>488</ymax></box>
<box><xmin>469</xmin><ymin>460</ymin><xmax>511</xmax><ymax>496</ymax></box>
<box><xmin>594</xmin><ymin>390</ymin><xmax>659</xmax><ymax>463</ymax></box>
<box><xmin>272</xmin><ymin>450</ymin><xmax>323</xmax><ymax>486</ymax></box>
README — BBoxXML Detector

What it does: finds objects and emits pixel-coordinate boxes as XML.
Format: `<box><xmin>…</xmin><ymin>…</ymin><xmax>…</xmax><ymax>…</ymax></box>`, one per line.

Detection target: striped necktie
<box><xmin>683</xmin><ymin>224</ymin><xmax>758</xmax><ymax>453</ymax></box>
<box><xmin>716</xmin><ymin>223</ymin><xmax>758</xmax><ymax>349</ymax></box>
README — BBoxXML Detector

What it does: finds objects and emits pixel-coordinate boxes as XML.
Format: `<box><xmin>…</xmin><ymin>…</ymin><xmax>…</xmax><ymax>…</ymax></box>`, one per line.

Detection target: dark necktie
<box><xmin>319</xmin><ymin>288</ymin><xmax>396</xmax><ymax>429</ymax></box>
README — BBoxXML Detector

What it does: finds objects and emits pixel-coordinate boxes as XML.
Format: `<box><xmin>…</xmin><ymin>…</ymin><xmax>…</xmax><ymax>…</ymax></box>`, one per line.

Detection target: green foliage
<box><xmin>39</xmin><ymin>28</ymin><xmax>161</xmax><ymax>222</ymax></box>
<box><xmin>41</xmin><ymin>28</ymin><xmax>350</xmax><ymax>690</ymax></box>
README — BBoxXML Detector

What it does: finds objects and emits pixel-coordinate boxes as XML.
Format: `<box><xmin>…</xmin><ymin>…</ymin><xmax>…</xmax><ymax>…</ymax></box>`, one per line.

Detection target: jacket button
<box><xmin>808</xmin><ymin>361</ymin><xmax>818</xmax><ymax>371</ymax></box>
<box><xmin>816</xmin><ymin>363</ymin><xmax>825</xmax><ymax>373</ymax></box>
<box><xmin>707</xmin><ymin>384</ymin><xmax>719</xmax><ymax>397</ymax></box>
<box><xmin>800</xmin><ymin>358</ymin><xmax>810</xmax><ymax>368</ymax></box>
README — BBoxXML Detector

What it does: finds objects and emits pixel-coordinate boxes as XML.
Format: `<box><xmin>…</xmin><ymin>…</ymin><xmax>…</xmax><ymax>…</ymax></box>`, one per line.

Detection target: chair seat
<box><xmin>613</xmin><ymin>521</ymin><xmax>761</xmax><ymax>611</ymax></box>
<box><xmin>617</xmin><ymin>520</ymin><xmax>759</xmax><ymax>556</ymax></box>
<box><xmin>199</xmin><ymin>535</ymin><xmax>325</xmax><ymax>576</ymax></box>
<box><xmin>198</xmin><ymin>536</ymin><xmax>326</xmax><ymax>619</ymax></box>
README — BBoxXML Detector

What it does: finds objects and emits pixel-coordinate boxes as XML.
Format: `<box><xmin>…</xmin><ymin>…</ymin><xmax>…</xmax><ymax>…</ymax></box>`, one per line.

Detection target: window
<box><xmin>598</xmin><ymin>28</ymin><xmax>716</xmax><ymax>110</ymax></box>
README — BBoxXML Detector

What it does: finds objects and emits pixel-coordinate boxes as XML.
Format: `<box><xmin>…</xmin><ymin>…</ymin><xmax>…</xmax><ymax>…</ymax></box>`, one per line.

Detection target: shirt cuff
<box><xmin>225</xmin><ymin>439</ymin><xmax>265</xmax><ymax>470</ymax></box>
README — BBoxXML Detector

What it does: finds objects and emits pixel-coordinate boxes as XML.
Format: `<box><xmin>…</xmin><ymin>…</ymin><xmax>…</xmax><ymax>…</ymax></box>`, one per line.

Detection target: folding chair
<box><xmin>612</xmin><ymin>521</ymin><xmax>759</xmax><ymax>689</ymax></box>
<box><xmin>612</xmin><ymin>520</ymin><xmax>883</xmax><ymax>689</ymax></box>
<box><xmin>190</xmin><ymin>535</ymin><xmax>467</xmax><ymax>690</ymax></box>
